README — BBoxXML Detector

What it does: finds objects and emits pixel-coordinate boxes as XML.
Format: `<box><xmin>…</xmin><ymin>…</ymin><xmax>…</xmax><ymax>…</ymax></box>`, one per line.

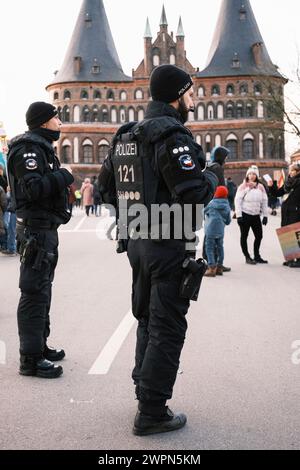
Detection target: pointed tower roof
<box><xmin>160</xmin><ymin>5</ymin><xmax>168</xmax><ymax>27</ymax></box>
<box><xmin>144</xmin><ymin>17</ymin><xmax>152</xmax><ymax>39</ymax></box>
<box><xmin>52</xmin><ymin>0</ymin><xmax>131</xmax><ymax>84</ymax></box>
<box><xmin>176</xmin><ymin>16</ymin><xmax>185</xmax><ymax>37</ymax></box>
<box><xmin>198</xmin><ymin>0</ymin><xmax>281</xmax><ymax>78</ymax></box>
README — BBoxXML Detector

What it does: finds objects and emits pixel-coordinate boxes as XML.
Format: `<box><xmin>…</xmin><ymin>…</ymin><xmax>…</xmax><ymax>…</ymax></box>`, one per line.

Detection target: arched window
<box><xmin>217</xmin><ymin>103</ymin><xmax>224</xmax><ymax>119</ymax></box>
<box><xmin>120</xmin><ymin>91</ymin><xmax>127</xmax><ymax>101</ymax></box>
<box><xmin>198</xmin><ymin>86</ymin><xmax>205</xmax><ymax>98</ymax></box>
<box><xmin>92</xmin><ymin>106</ymin><xmax>99</xmax><ymax>122</ymax></box>
<box><xmin>61</xmin><ymin>139</ymin><xmax>72</xmax><ymax>164</ymax></box>
<box><xmin>207</xmin><ymin>104</ymin><xmax>214</xmax><ymax>120</ymax></box>
<box><xmin>196</xmin><ymin>135</ymin><xmax>202</xmax><ymax>145</ymax></box>
<box><xmin>94</xmin><ymin>90</ymin><xmax>101</xmax><ymax>100</ymax></box>
<box><xmin>267</xmin><ymin>136</ymin><xmax>275</xmax><ymax>158</ymax></box>
<box><xmin>128</xmin><ymin>107</ymin><xmax>135</xmax><ymax>122</ymax></box>
<box><xmin>138</xmin><ymin>108</ymin><xmax>145</xmax><ymax>122</ymax></box>
<box><xmin>257</xmin><ymin>101</ymin><xmax>264</xmax><ymax>118</ymax></box>
<box><xmin>240</xmin><ymin>83</ymin><xmax>248</xmax><ymax>95</ymax></box>
<box><xmin>188</xmin><ymin>110</ymin><xmax>195</xmax><ymax>122</ymax></box>
<box><xmin>135</xmin><ymin>89</ymin><xmax>144</xmax><ymax>100</ymax></box>
<box><xmin>236</xmin><ymin>102</ymin><xmax>244</xmax><ymax>118</ymax></box>
<box><xmin>81</xmin><ymin>89</ymin><xmax>88</xmax><ymax>100</ymax></box>
<box><xmin>197</xmin><ymin>104</ymin><xmax>205</xmax><ymax>121</ymax></box>
<box><xmin>211</xmin><ymin>85</ymin><xmax>220</xmax><ymax>96</ymax></box>
<box><xmin>73</xmin><ymin>105</ymin><xmax>80</xmax><ymax>123</ymax></box>
<box><xmin>169</xmin><ymin>49</ymin><xmax>176</xmax><ymax>65</ymax></box>
<box><xmin>82</xmin><ymin>139</ymin><xmax>93</xmax><ymax>164</ymax></box>
<box><xmin>64</xmin><ymin>90</ymin><xmax>71</xmax><ymax>100</ymax></box>
<box><xmin>226</xmin><ymin>140</ymin><xmax>238</xmax><ymax>160</ymax></box>
<box><xmin>111</xmin><ymin>108</ymin><xmax>117</xmax><ymax>123</ymax></box>
<box><xmin>54</xmin><ymin>92</ymin><xmax>59</xmax><ymax>101</ymax></box>
<box><xmin>226</xmin><ymin>102</ymin><xmax>234</xmax><ymax>118</ymax></box>
<box><xmin>246</xmin><ymin>102</ymin><xmax>254</xmax><ymax>118</ymax></box>
<box><xmin>107</xmin><ymin>90</ymin><xmax>115</xmax><ymax>101</ymax></box>
<box><xmin>226</xmin><ymin>134</ymin><xmax>238</xmax><ymax>157</ymax></box>
<box><xmin>98</xmin><ymin>139</ymin><xmax>110</xmax><ymax>164</ymax></box>
<box><xmin>254</xmin><ymin>83</ymin><xmax>262</xmax><ymax>95</ymax></box>
<box><xmin>153</xmin><ymin>49</ymin><xmax>160</xmax><ymax>66</ymax></box>
<box><xmin>205</xmin><ymin>135</ymin><xmax>212</xmax><ymax>159</ymax></box>
<box><xmin>101</xmin><ymin>107</ymin><xmax>109</xmax><ymax>122</ymax></box>
<box><xmin>57</xmin><ymin>107</ymin><xmax>62</xmax><ymax>120</ymax></box>
<box><xmin>243</xmin><ymin>135</ymin><xmax>254</xmax><ymax>160</ymax></box>
<box><xmin>215</xmin><ymin>134</ymin><xmax>222</xmax><ymax>147</ymax></box>
<box><xmin>120</xmin><ymin>107</ymin><xmax>126</xmax><ymax>124</ymax></box>
<box><xmin>63</xmin><ymin>106</ymin><xmax>70</xmax><ymax>123</ymax></box>
<box><xmin>82</xmin><ymin>106</ymin><xmax>90</xmax><ymax>122</ymax></box>
<box><xmin>226</xmin><ymin>84</ymin><xmax>235</xmax><ymax>95</ymax></box>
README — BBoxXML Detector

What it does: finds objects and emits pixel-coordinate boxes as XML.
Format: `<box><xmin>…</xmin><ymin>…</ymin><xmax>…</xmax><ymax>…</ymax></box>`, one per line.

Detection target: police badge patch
<box><xmin>25</xmin><ymin>159</ymin><xmax>38</xmax><ymax>170</ymax></box>
<box><xmin>178</xmin><ymin>154</ymin><xmax>195</xmax><ymax>171</ymax></box>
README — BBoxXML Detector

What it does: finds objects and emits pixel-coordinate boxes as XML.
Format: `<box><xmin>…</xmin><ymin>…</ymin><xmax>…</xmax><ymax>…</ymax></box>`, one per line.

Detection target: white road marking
<box><xmin>88</xmin><ymin>310</ymin><xmax>136</xmax><ymax>375</ymax></box>
<box><xmin>0</xmin><ymin>340</ymin><xmax>6</xmax><ymax>365</ymax></box>
<box><xmin>74</xmin><ymin>216</ymin><xmax>87</xmax><ymax>232</ymax></box>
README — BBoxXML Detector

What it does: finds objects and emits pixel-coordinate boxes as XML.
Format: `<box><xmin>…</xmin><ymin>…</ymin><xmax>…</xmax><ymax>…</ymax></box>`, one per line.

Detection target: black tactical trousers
<box><xmin>17</xmin><ymin>227</ymin><xmax>59</xmax><ymax>356</ymax></box>
<box><xmin>127</xmin><ymin>238</ymin><xmax>190</xmax><ymax>406</ymax></box>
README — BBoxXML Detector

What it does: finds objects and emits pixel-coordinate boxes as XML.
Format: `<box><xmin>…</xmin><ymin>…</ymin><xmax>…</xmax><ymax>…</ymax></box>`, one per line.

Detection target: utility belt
<box><xmin>19</xmin><ymin>233</ymin><xmax>57</xmax><ymax>271</ymax></box>
<box><xmin>17</xmin><ymin>218</ymin><xmax>59</xmax><ymax>231</ymax></box>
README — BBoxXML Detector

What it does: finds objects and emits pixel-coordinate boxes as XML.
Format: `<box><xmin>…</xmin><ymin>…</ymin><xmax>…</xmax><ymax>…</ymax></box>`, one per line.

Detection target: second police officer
<box><xmin>99</xmin><ymin>65</ymin><xmax>218</xmax><ymax>435</ymax></box>
<box><xmin>7</xmin><ymin>102</ymin><xmax>74</xmax><ymax>379</ymax></box>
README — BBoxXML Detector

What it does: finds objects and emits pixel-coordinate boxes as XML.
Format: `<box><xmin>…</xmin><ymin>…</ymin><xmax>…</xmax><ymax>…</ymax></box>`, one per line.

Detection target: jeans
<box><xmin>205</xmin><ymin>236</ymin><xmax>224</xmax><ymax>267</ymax></box>
<box><xmin>4</xmin><ymin>212</ymin><xmax>17</xmax><ymax>252</ymax></box>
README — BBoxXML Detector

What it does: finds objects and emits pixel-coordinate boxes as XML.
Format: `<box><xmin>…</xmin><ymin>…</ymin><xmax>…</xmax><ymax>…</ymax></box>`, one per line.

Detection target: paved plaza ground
<box><xmin>0</xmin><ymin>210</ymin><xmax>300</xmax><ymax>450</ymax></box>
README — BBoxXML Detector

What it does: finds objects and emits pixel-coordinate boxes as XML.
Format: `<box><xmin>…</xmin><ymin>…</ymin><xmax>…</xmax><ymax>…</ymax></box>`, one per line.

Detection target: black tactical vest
<box><xmin>110</xmin><ymin>117</ymin><xmax>192</xmax><ymax>237</ymax></box>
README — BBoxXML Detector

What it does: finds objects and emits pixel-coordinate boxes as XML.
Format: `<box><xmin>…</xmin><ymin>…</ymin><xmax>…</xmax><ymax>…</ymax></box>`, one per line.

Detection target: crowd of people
<box><xmin>1</xmin><ymin>151</ymin><xmax>300</xmax><ymax>269</ymax></box>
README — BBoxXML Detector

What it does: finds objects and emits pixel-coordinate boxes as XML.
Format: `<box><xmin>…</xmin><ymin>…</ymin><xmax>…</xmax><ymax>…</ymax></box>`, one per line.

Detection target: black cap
<box><xmin>150</xmin><ymin>65</ymin><xmax>193</xmax><ymax>103</ymax></box>
<box><xmin>26</xmin><ymin>102</ymin><xmax>58</xmax><ymax>130</ymax></box>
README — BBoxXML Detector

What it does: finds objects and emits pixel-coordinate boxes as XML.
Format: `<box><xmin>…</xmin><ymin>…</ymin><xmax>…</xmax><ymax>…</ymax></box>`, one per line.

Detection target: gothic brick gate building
<box><xmin>46</xmin><ymin>0</ymin><xmax>288</xmax><ymax>184</ymax></box>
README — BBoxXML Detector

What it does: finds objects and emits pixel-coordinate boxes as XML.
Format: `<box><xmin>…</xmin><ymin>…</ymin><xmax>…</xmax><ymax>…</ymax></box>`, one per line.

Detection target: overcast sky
<box><xmin>1</xmin><ymin>0</ymin><xmax>300</xmax><ymax>152</ymax></box>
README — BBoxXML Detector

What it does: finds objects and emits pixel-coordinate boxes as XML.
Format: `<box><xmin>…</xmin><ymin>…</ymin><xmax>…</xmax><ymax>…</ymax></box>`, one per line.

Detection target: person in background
<box><xmin>207</xmin><ymin>146</ymin><xmax>230</xmax><ymax>186</ymax></box>
<box><xmin>268</xmin><ymin>163</ymin><xmax>300</xmax><ymax>267</ymax></box>
<box><xmin>2</xmin><ymin>186</ymin><xmax>17</xmax><ymax>255</ymax></box>
<box><xmin>204</xmin><ymin>186</ymin><xmax>231</xmax><ymax>277</ymax></box>
<box><xmin>68</xmin><ymin>183</ymin><xmax>76</xmax><ymax>217</ymax></box>
<box><xmin>80</xmin><ymin>178</ymin><xmax>94</xmax><ymax>216</ymax></box>
<box><xmin>92</xmin><ymin>176</ymin><xmax>102</xmax><ymax>217</ymax></box>
<box><xmin>0</xmin><ymin>184</ymin><xmax>7</xmax><ymax>250</ymax></box>
<box><xmin>0</xmin><ymin>163</ymin><xmax>8</xmax><ymax>193</ymax></box>
<box><xmin>226</xmin><ymin>177</ymin><xmax>237</xmax><ymax>212</ymax></box>
<box><xmin>235</xmin><ymin>166</ymin><xmax>268</xmax><ymax>265</ymax></box>
<box><xmin>75</xmin><ymin>189</ymin><xmax>82</xmax><ymax>208</ymax></box>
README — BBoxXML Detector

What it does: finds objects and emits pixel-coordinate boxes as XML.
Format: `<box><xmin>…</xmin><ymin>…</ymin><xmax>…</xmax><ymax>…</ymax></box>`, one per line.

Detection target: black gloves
<box><xmin>262</xmin><ymin>217</ymin><xmax>268</xmax><ymax>226</ymax></box>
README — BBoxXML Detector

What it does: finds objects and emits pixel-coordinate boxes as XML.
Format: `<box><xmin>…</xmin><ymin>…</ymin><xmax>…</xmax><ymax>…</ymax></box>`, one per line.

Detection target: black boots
<box><xmin>19</xmin><ymin>355</ymin><xmax>63</xmax><ymax>379</ymax></box>
<box><xmin>133</xmin><ymin>407</ymin><xmax>187</xmax><ymax>436</ymax></box>
<box><xmin>44</xmin><ymin>345</ymin><xmax>65</xmax><ymax>362</ymax></box>
<box><xmin>254</xmin><ymin>256</ymin><xmax>268</xmax><ymax>264</ymax></box>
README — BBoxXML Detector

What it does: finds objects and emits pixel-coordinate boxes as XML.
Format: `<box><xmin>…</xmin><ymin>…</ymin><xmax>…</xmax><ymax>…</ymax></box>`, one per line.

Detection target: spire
<box><xmin>198</xmin><ymin>0</ymin><xmax>281</xmax><ymax>78</ymax></box>
<box><xmin>160</xmin><ymin>5</ymin><xmax>168</xmax><ymax>27</ymax></box>
<box><xmin>144</xmin><ymin>17</ymin><xmax>152</xmax><ymax>39</ymax></box>
<box><xmin>51</xmin><ymin>0</ymin><xmax>131</xmax><ymax>84</ymax></box>
<box><xmin>176</xmin><ymin>16</ymin><xmax>185</xmax><ymax>37</ymax></box>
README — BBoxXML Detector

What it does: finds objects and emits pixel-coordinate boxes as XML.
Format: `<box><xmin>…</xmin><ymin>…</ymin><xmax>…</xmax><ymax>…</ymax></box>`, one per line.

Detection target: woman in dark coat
<box><xmin>268</xmin><ymin>163</ymin><xmax>300</xmax><ymax>267</ymax></box>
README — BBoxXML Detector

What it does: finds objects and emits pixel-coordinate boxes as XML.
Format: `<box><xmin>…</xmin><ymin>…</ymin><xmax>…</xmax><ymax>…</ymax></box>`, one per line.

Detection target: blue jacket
<box><xmin>204</xmin><ymin>198</ymin><xmax>231</xmax><ymax>238</ymax></box>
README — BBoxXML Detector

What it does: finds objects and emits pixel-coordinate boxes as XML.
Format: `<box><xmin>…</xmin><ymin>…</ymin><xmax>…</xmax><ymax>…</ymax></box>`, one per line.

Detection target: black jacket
<box><xmin>99</xmin><ymin>101</ymin><xmax>218</xmax><ymax>236</ymax></box>
<box><xmin>7</xmin><ymin>131</ymin><xmax>74</xmax><ymax>225</ymax></box>
<box><xmin>269</xmin><ymin>174</ymin><xmax>300</xmax><ymax>226</ymax></box>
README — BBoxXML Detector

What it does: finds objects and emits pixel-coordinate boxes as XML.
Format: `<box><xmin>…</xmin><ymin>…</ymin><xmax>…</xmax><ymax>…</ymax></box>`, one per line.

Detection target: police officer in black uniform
<box><xmin>98</xmin><ymin>65</ymin><xmax>218</xmax><ymax>435</ymax></box>
<box><xmin>7</xmin><ymin>102</ymin><xmax>74</xmax><ymax>379</ymax></box>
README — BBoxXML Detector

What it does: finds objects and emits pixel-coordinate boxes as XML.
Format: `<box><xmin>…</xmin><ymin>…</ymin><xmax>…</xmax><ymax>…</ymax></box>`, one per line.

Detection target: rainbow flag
<box><xmin>276</xmin><ymin>222</ymin><xmax>300</xmax><ymax>261</ymax></box>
